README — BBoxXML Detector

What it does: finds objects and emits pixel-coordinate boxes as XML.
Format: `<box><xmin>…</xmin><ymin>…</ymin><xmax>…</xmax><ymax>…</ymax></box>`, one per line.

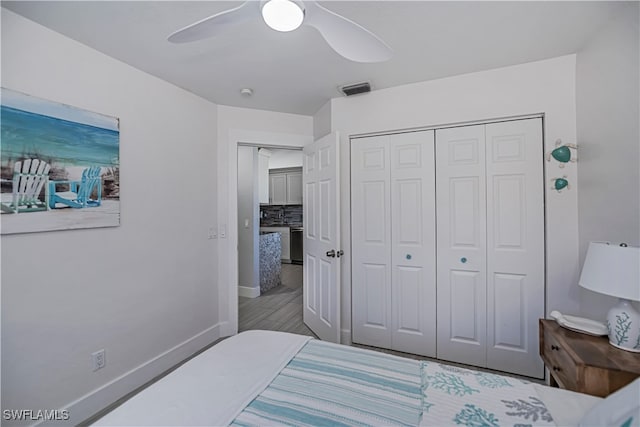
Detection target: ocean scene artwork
<box><xmin>1</xmin><ymin>88</ymin><xmax>120</xmax><ymax>234</ymax></box>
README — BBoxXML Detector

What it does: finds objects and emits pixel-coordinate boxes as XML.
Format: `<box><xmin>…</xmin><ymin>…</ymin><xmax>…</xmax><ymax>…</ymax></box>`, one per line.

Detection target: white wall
<box><xmin>576</xmin><ymin>4</ymin><xmax>640</xmax><ymax>319</ymax></box>
<box><xmin>313</xmin><ymin>100</ymin><xmax>332</xmax><ymax>140</ymax></box>
<box><xmin>1</xmin><ymin>10</ymin><xmax>219</xmax><ymax>424</ymax></box>
<box><xmin>268</xmin><ymin>149</ymin><xmax>303</xmax><ymax>169</ymax></box>
<box><xmin>331</xmin><ymin>55</ymin><xmax>580</xmax><ymax>342</ymax></box>
<box><xmin>237</xmin><ymin>146</ymin><xmax>259</xmax><ymax>296</ymax></box>
<box><xmin>216</xmin><ymin>106</ymin><xmax>313</xmax><ymax>336</ymax></box>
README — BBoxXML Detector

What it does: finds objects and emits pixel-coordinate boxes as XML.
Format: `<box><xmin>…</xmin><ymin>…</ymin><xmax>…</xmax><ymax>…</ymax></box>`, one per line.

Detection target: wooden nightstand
<box><xmin>539</xmin><ymin>319</ymin><xmax>640</xmax><ymax>397</ymax></box>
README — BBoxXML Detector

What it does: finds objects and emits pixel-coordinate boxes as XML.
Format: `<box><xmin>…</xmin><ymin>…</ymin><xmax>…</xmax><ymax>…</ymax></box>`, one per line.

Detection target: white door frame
<box><xmin>223</xmin><ymin>130</ymin><xmax>313</xmax><ymax>337</ymax></box>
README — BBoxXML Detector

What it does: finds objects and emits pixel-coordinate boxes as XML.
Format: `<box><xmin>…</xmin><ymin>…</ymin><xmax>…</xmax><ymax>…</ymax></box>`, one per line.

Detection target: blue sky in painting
<box><xmin>1</xmin><ymin>88</ymin><xmax>118</xmax><ymax>131</ymax></box>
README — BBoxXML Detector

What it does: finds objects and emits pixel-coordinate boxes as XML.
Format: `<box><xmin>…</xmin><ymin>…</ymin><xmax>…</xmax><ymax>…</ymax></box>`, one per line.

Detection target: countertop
<box><xmin>259</xmin><ymin>232</ymin><xmax>281</xmax><ymax>293</ymax></box>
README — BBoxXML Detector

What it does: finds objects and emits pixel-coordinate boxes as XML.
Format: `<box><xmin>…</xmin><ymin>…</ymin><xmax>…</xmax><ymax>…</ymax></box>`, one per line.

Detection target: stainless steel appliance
<box><xmin>290</xmin><ymin>227</ymin><xmax>303</xmax><ymax>264</ymax></box>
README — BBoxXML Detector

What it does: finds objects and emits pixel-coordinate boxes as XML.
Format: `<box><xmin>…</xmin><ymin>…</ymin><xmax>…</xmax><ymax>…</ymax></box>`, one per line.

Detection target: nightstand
<box><xmin>539</xmin><ymin>319</ymin><xmax>640</xmax><ymax>397</ymax></box>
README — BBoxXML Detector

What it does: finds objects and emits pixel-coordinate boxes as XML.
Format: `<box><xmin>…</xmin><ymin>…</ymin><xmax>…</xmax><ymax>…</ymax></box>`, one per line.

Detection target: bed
<box><xmin>94</xmin><ymin>330</ymin><xmax>639</xmax><ymax>427</ymax></box>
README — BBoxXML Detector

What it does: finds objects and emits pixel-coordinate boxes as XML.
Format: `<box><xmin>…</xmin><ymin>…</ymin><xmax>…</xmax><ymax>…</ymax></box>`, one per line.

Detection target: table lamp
<box><xmin>579</xmin><ymin>242</ymin><xmax>640</xmax><ymax>352</ymax></box>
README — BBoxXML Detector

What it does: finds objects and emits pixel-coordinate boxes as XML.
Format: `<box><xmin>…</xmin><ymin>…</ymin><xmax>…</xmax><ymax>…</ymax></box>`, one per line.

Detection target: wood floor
<box><xmin>239</xmin><ymin>264</ymin><xmax>543</xmax><ymax>383</ymax></box>
<box><xmin>239</xmin><ymin>264</ymin><xmax>316</xmax><ymax>337</ymax></box>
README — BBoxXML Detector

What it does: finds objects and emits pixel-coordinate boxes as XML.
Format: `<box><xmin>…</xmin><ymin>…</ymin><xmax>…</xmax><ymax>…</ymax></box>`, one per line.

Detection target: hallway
<box><xmin>238</xmin><ymin>264</ymin><xmax>315</xmax><ymax>337</ymax></box>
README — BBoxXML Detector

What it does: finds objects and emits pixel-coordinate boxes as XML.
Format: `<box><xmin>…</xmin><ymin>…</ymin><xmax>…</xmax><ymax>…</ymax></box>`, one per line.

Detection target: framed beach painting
<box><xmin>0</xmin><ymin>88</ymin><xmax>120</xmax><ymax>234</ymax></box>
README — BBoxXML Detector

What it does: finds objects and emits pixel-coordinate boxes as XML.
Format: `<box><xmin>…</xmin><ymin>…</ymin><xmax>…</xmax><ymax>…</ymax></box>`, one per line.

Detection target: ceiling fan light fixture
<box><xmin>261</xmin><ymin>0</ymin><xmax>304</xmax><ymax>32</ymax></box>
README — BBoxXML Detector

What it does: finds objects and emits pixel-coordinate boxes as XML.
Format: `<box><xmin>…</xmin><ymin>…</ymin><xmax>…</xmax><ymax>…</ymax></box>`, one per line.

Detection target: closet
<box><xmin>351</xmin><ymin>130</ymin><xmax>437</xmax><ymax>357</ymax></box>
<box><xmin>351</xmin><ymin>118</ymin><xmax>544</xmax><ymax>378</ymax></box>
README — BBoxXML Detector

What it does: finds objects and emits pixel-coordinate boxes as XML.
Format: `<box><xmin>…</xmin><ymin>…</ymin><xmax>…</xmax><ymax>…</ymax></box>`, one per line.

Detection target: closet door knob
<box><xmin>326</xmin><ymin>249</ymin><xmax>336</xmax><ymax>258</ymax></box>
<box><xmin>461</xmin><ymin>257</ymin><xmax>467</xmax><ymax>263</ymax></box>
<box><xmin>406</xmin><ymin>254</ymin><xmax>412</xmax><ymax>260</ymax></box>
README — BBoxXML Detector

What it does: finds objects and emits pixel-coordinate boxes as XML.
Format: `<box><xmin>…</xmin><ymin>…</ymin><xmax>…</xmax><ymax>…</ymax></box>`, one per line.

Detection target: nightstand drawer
<box><xmin>542</xmin><ymin>326</ymin><xmax>577</xmax><ymax>389</ymax></box>
<box><xmin>539</xmin><ymin>319</ymin><xmax>640</xmax><ymax>397</ymax></box>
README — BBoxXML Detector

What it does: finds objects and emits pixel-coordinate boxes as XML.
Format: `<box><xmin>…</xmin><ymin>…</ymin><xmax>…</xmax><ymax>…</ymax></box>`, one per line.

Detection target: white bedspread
<box><xmin>94</xmin><ymin>330</ymin><xmax>311</xmax><ymax>426</ymax></box>
<box><xmin>533</xmin><ymin>384</ymin><xmax>601</xmax><ymax>427</ymax></box>
<box><xmin>95</xmin><ymin>331</ymin><xmax>600</xmax><ymax>426</ymax></box>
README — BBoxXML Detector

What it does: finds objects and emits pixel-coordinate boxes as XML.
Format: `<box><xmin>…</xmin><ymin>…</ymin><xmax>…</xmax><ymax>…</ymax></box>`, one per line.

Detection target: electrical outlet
<box><xmin>91</xmin><ymin>349</ymin><xmax>106</xmax><ymax>371</ymax></box>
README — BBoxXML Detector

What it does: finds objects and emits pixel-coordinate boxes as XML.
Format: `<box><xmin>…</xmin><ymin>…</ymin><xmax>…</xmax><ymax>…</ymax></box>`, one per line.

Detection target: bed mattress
<box><xmin>94</xmin><ymin>330</ymin><xmax>600</xmax><ymax>426</ymax></box>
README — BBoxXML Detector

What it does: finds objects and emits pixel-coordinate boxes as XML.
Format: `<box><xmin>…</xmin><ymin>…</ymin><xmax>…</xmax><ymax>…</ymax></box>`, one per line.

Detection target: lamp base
<box><xmin>607</xmin><ymin>299</ymin><xmax>640</xmax><ymax>352</ymax></box>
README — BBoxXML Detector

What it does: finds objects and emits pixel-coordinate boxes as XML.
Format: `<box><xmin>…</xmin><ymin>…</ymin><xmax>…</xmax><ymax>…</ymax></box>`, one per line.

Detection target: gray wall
<box><xmin>576</xmin><ymin>3</ymin><xmax>640</xmax><ymax>318</ymax></box>
<box><xmin>2</xmin><ymin>10</ymin><xmax>220</xmax><ymax>422</ymax></box>
<box><xmin>237</xmin><ymin>146</ymin><xmax>259</xmax><ymax>291</ymax></box>
<box><xmin>313</xmin><ymin>99</ymin><xmax>332</xmax><ymax>140</ymax></box>
<box><xmin>268</xmin><ymin>149</ymin><xmax>303</xmax><ymax>169</ymax></box>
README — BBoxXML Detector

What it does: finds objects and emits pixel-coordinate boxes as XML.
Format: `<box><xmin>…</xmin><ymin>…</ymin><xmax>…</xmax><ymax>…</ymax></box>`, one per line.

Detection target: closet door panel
<box><xmin>492</xmin><ymin>273</ymin><xmax>525</xmax><ymax>347</ymax></box>
<box><xmin>363</xmin><ymin>264</ymin><xmax>388</xmax><ymax>326</ymax></box>
<box><xmin>351</xmin><ymin>135</ymin><xmax>392</xmax><ymax>348</ymax></box>
<box><xmin>436</xmin><ymin>125</ymin><xmax>487</xmax><ymax>367</ymax></box>
<box><xmin>390</xmin><ymin>131</ymin><xmax>436</xmax><ymax>357</ymax></box>
<box><xmin>449</xmin><ymin>270</ymin><xmax>482</xmax><ymax>344</ymax></box>
<box><xmin>485</xmin><ymin>118</ymin><xmax>544</xmax><ymax>378</ymax></box>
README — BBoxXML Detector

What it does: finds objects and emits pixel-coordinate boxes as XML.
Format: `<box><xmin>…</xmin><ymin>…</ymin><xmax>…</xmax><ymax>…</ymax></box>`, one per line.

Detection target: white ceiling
<box><xmin>2</xmin><ymin>1</ymin><xmax>631</xmax><ymax>115</ymax></box>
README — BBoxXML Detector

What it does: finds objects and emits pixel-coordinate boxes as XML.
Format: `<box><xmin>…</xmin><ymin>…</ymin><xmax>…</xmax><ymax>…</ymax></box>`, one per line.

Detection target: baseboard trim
<box><xmin>341</xmin><ymin>328</ymin><xmax>352</xmax><ymax>345</ymax></box>
<box><xmin>238</xmin><ymin>286</ymin><xmax>260</xmax><ymax>298</ymax></box>
<box><xmin>41</xmin><ymin>323</ymin><xmax>224</xmax><ymax>426</ymax></box>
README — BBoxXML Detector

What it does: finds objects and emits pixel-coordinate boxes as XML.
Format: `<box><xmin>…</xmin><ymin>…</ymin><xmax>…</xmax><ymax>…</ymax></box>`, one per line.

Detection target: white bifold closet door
<box><xmin>435</xmin><ymin>124</ymin><xmax>488</xmax><ymax>366</ymax></box>
<box><xmin>436</xmin><ymin>118</ymin><xmax>544</xmax><ymax>378</ymax></box>
<box><xmin>351</xmin><ymin>131</ymin><xmax>436</xmax><ymax>357</ymax></box>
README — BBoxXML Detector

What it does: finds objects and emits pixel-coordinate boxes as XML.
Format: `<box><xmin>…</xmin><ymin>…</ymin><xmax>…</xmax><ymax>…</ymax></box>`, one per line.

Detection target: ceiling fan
<box><xmin>167</xmin><ymin>0</ymin><xmax>393</xmax><ymax>63</ymax></box>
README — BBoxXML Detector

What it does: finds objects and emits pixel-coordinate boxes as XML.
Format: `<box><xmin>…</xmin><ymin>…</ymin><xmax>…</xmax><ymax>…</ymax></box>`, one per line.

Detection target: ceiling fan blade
<box><xmin>168</xmin><ymin>1</ymin><xmax>258</xmax><ymax>43</ymax></box>
<box><xmin>303</xmin><ymin>1</ymin><xmax>392</xmax><ymax>63</ymax></box>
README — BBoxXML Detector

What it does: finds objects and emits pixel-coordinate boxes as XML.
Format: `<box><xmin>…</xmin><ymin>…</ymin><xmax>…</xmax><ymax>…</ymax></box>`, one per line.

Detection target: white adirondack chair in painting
<box><xmin>0</xmin><ymin>158</ymin><xmax>51</xmax><ymax>214</ymax></box>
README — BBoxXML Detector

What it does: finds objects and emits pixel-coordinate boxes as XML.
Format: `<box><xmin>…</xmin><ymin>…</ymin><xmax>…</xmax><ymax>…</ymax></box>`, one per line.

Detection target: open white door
<box><xmin>303</xmin><ymin>132</ymin><xmax>341</xmax><ymax>342</ymax></box>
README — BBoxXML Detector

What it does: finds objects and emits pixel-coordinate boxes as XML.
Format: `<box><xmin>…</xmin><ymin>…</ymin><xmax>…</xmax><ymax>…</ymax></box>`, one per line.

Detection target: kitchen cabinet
<box><xmin>286</xmin><ymin>171</ymin><xmax>302</xmax><ymax>204</ymax></box>
<box><xmin>269</xmin><ymin>167</ymin><xmax>302</xmax><ymax>205</ymax></box>
<box><xmin>269</xmin><ymin>174</ymin><xmax>287</xmax><ymax>205</ymax></box>
<box><xmin>258</xmin><ymin>149</ymin><xmax>271</xmax><ymax>205</ymax></box>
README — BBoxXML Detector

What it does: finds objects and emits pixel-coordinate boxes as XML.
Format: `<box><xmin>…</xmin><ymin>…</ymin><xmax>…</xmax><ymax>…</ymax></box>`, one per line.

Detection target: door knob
<box><xmin>461</xmin><ymin>257</ymin><xmax>467</xmax><ymax>263</ymax></box>
<box><xmin>326</xmin><ymin>249</ymin><xmax>336</xmax><ymax>258</ymax></box>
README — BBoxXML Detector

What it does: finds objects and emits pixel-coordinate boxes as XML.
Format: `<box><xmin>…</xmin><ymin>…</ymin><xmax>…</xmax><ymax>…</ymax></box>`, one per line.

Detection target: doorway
<box><xmin>236</xmin><ymin>144</ymin><xmax>314</xmax><ymax>336</ymax></box>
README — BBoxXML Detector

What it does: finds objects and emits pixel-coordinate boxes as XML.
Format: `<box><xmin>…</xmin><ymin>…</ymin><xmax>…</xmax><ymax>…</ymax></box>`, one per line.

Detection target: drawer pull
<box><xmin>551</xmin><ymin>345</ymin><xmax>559</xmax><ymax>351</ymax></box>
<box><xmin>552</xmin><ymin>366</ymin><xmax>562</xmax><ymax>372</ymax></box>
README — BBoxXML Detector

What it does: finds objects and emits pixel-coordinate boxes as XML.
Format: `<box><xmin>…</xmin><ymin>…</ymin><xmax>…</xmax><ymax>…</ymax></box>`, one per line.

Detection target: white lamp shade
<box><xmin>579</xmin><ymin>242</ymin><xmax>640</xmax><ymax>301</ymax></box>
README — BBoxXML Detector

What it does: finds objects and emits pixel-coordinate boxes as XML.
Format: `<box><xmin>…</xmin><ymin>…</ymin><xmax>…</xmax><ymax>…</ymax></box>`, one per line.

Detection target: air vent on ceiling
<box><xmin>339</xmin><ymin>82</ymin><xmax>371</xmax><ymax>97</ymax></box>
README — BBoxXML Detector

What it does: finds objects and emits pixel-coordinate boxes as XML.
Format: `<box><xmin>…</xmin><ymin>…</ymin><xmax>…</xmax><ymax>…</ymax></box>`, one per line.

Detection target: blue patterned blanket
<box><xmin>231</xmin><ymin>339</ymin><xmax>556</xmax><ymax>427</ymax></box>
<box><xmin>421</xmin><ymin>362</ymin><xmax>554</xmax><ymax>426</ymax></box>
